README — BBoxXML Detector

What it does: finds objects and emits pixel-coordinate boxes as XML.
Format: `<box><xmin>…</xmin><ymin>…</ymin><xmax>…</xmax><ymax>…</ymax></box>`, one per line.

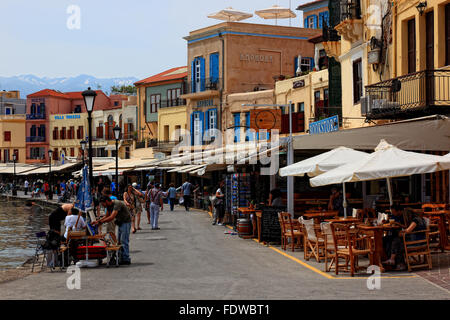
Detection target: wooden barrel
<box><xmin>237</xmin><ymin>219</ymin><xmax>251</xmax><ymax>236</ymax></box>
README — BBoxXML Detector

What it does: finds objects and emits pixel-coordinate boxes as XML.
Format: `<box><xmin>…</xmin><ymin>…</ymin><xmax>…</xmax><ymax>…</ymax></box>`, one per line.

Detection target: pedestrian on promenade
<box><xmin>149</xmin><ymin>183</ymin><xmax>164</xmax><ymax>230</ymax></box>
<box><xmin>43</xmin><ymin>181</ymin><xmax>50</xmax><ymax>200</ymax></box>
<box><xmin>101</xmin><ymin>188</ymin><xmax>118</xmax><ymax>240</ymax></box>
<box><xmin>123</xmin><ymin>184</ymin><xmax>143</xmax><ymax>233</ymax></box>
<box><xmin>133</xmin><ymin>183</ymin><xmax>145</xmax><ymax>231</ymax></box>
<box><xmin>94</xmin><ymin>196</ymin><xmax>132</xmax><ymax>265</ymax></box>
<box><xmin>177</xmin><ymin>179</ymin><xmax>193</xmax><ymax>212</ymax></box>
<box><xmin>167</xmin><ymin>183</ymin><xmax>177</xmax><ymax>211</ymax></box>
<box><xmin>213</xmin><ymin>181</ymin><xmax>225</xmax><ymax>226</ymax></box>
<box><xmin>24</xmin><ymin>179</ymin><xmax>29</xmax><ymax>196</ymax></box>
<box><xmin>145</xmin><ymin>182</ymin><xmax>154</xmax><ymax>224</ymax></box>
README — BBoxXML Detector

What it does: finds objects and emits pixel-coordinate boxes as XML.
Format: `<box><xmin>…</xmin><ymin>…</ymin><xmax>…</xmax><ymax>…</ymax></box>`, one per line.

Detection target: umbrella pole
<box><xmin>387</xmin><ymin>178</ymin><xmax>393</xmax><ymax>208</ymax></box>
<box><xmin>342</xmin><ymin>183</ymin><xmax>348</xmax><ymax>219</ymax></box>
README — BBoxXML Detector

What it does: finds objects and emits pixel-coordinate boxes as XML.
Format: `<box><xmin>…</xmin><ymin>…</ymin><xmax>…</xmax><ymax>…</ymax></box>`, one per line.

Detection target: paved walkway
<box><xmin>0</xmin><ymin>205</ymin><xmax>449</xmax><ymax>300</ymax></box>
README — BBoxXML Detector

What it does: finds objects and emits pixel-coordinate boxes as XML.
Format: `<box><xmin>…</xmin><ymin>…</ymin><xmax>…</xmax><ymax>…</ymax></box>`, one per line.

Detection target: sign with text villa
<box><xmin>309</xmin><ymin>115</ymin><xmax>339</xmax><ymax>135</ymax></box>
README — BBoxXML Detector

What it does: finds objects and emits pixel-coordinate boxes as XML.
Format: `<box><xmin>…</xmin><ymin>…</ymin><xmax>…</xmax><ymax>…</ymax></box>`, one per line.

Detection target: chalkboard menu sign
<box><xmin>260</xmin><ymin>206</ymin><xmax>284</xmax><ymax>243</ymax></box>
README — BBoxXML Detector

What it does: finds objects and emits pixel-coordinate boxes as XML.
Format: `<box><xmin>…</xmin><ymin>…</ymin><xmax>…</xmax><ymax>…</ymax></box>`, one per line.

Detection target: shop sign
<box><xmin>240</xmin><ymin>53</ymin><xmax>273</xmax><ymax>63</ymax></box>
<box><xmin>196</xmin><ymin>99</ymin><xmax>215</xmax><ymax>108</ymax></box>
<box><xmin>54</xmin><ymin>114</ymin><xmax>81</xmax><ymax>120</ymax></box>
<box><xmin>293</xmin><ymin>80</ymin><xmax>305</xmax><ymax>89</ymax></box>
<box><xmin>154</xmin><ymin>152</ymin><xmax>166</xmax><ymax>160</ymax></box>
<box><xmin>250</xmin><ymin>109</ymin><xmax>282</xmax><ymax>131</ymax></box>
<box><xmin>309</xmin><ymin>115</ymin><xmax>339</xmax><ymax>135</ymax></box>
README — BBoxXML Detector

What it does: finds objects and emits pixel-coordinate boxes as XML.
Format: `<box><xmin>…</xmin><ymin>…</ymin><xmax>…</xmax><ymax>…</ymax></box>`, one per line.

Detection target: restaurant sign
<box><xmin>293</xmin><ymin>80</ymin><xmax>305</xmax><ymax>89</ymax></box>
<box><xmin>309</xmin><ymin>115</ymin><xmax>339</xmax><ymax>135</ymax></box>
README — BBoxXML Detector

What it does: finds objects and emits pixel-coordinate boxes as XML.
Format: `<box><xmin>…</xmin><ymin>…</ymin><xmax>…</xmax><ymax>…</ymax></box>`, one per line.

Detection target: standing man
<box><xmin>24</xmin><ymin>179</ymin><xmax>29</xmax><ymax>196</ymax></box>
<box><xmin>149</xmin><ymin>183</ymin><xmax>164</xmax><ymax>230</ymax></box>
<box><xmin>178</xmin><ymin>180</ymin><xmax>193</xmax><ymax>212</ymax></box>
<box><xmin>145</xmin><ymin>182</ymin><xmax>154</xmax><ymax>225</ymax></box>
<box><xmin>94</xmin><ymin>196</ymin><xmax>132</xmax><ymax>265</ymax></box>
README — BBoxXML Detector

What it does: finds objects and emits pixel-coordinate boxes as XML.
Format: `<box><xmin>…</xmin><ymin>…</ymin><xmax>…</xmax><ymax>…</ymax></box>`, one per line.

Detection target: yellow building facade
<box><xmin>49</xmin><ymin>113</ymin><xmax>88</xmax><ymax>163</ymax></box>
<box><xmin>0</xmin><ymin>115</ymin><xmax>26</xmax><ymax>163</ymax></box>
<box><xmin>275</xmin><ymin>69</ymin><xmax>329</xmax><ymax>133</ymax></box>
<box><xmin>157</xmin><ymin>105</ymin><xmax>188</xmax><ymax>142</ymax></box>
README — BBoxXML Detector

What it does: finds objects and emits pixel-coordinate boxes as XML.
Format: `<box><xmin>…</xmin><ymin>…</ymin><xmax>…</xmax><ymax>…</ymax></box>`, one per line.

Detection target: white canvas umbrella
<box><xmin>279</xmin><ymin>147</ymin><xmax>369</xmax><ymax>177</ymax></box>
<box><xmin>310</xmin><ymin>140</ymin><xmax>450</xmax><ymax>211</ymax></box>
<box><xmin>255</xmin><ymin>4</ymin><xmax>296</xmax><ymax>25</ymax></box>
<box><xmin>208</xmin><ymin>7</ymin><xmax>253</xmax><ymax>22</ymax></box>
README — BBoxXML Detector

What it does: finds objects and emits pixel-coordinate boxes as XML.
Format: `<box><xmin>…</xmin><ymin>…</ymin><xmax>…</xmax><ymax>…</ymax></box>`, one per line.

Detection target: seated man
<box><xmin>382</xmin><ymin>208</ymin><xmax>427</xmax><ymax>270</ymax></box>
<box><xmin>63</xmin><ymin>207</ymin><xmax>86</xmax><ymax>240</ymax></box>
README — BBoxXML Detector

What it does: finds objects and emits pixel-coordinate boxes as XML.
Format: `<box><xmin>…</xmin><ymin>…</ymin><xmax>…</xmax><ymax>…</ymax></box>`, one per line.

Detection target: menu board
<box><xmin>260</xmin><ymin>206</ymin><xmax>284</xmax><ymax>243</ymax></box>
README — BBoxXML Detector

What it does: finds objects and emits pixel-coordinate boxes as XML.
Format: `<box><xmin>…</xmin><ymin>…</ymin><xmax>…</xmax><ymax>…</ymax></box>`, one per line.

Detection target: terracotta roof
<box><xmin>296</xmin><ymin>0</ymin><xmax>327</xmax><ymax>10</ymax></box>
<box><xmin>135</xmin><ymin>67</ymin><xmax>187</xmax><ymax>86</ymax></box>
<box><xmin>27</xmin><ymin>89</ymin><xmax>70</xmax><ymax>99</ymax></box>
<box><xmin>65</xmin><ymin>90</ymin><xmax>104</xmax><ymax>99</ymax></box>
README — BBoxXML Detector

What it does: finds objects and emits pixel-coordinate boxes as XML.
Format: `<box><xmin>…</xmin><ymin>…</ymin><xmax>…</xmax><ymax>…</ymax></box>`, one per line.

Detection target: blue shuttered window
<box><xmin>319</xmin><ymin>12</ymin><xmax>324</xmax><ymax>29</ymax></box>
<box><xmin>245</xmin><ymin>112</ymin><xmax>253</xmax><ymax>141</ymax></box>
<box><xmin>304</xmin><ymin>18</ymin><xmax>308</xmax><ymax>28</ymax></box>
<box><xmin>191</xmin><ymin>61</ymin><xmax>195</xmax><ymax>93</ymax></box>
<box><xmin>200</xmin><ymin>57</ymin><xmax>205</xmax><ymax>91</ymax></box>
<box><xmin>313</xmin><ymin>15</ymin><xmax>318</xmax><ymax>29</ymax></box>
<box><xmin>233</xmin><ymin>113</ymin><xmax>240</xmax><ymax>143</ymax></box>
<box><xmin>294</xmin><ymin>57</ymin><xmax>299</xmax><ymax>75</ymax></box>
<box><xmin>191</xmin><ymin>111</ymin><xmax>204</xmax><ymax>145</ymax></box>
<box><xmin>210</xmin><ymin>53</ymin><xmax>219</xmax><ymax>84</ymax></box>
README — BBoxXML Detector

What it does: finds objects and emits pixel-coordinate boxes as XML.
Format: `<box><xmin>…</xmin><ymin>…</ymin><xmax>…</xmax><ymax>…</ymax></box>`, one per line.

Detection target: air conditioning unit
<box><xmin>360</xmin><ymin>96</ymin><xmax>373</xmax><ymax>115</ymax></box>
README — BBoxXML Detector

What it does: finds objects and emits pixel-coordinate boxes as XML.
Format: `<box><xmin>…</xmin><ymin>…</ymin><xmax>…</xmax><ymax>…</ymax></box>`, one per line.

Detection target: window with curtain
<box><xmin>352</xmin><ymin>58</ymin><xmax>363</xmax><ymax>104</ymax></box>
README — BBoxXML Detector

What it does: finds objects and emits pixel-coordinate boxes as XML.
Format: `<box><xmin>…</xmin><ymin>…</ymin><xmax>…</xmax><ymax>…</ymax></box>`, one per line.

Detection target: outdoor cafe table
<box><xmin>325</xmin><ymin>217</ymin><xmax>361</xmax><ymax>224</ymax></box>
<box><xmin>303</xmin><ymin>211</ymin><xmax>338</xmax><ymax>223</ymax></box>
<box><xmin>423</xmin><ymin>211</ymin><xmax>450</xmax><ymax>251</ymax></box>
<box><xmin>358</xmin><ymin>224</ymin><xmax>402</xmax><ymax>272</ymax></box>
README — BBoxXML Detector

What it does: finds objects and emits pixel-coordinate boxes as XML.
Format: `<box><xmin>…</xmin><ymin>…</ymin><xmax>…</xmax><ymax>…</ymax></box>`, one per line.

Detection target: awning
<box><xmin>293</xmin><ymin>115</ymin><xmax>450</xmax><ymax>152</ymax></box>
<box><xmin>105</xmin><ymin>142</ymin><xmax>122</xmax><ymax>151</ymax></box>
<box><xmin>167</xmin><ymin>165</ymin><xmax>200</xmax><ymax>173</ymax></box>
<box><xmin>93</xmin><ymin>169</ymin><xmax>130</xmax><ymax>177</ymax></box>
<box><xmin>132</xmin><ymin>166</ymin><xmax>156</xmax><ymax>172</ymax></box>
<box><xmin>2</xmin><ymin>166</ymin><xmax>38</xmax><ymax>175</ymax></box>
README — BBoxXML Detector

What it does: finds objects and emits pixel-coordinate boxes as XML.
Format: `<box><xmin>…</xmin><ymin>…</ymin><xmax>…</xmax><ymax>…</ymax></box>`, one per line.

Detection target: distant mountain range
<box><xmin>0</xmin><ymin>74</ymin><xmax>139</xmax><ymax>98</ymax></box>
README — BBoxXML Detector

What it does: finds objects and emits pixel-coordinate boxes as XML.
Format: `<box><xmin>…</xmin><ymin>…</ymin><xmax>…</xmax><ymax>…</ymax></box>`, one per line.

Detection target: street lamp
<box><xmin>80</xmin><ymin>140</ymin><xmax>87</xmax><ymax>166</ymax></box>
<box><xmin>12</xmin><ymin>153</ymin><xmax>17</xmax><ymax>196</ymax></box>
<box><xmin>82</xmin><ymin>87</ymin><xmax>97</xmax><ymax>188</ymax></box>
<box><xmin>416</xmin><ymin>1</ymin><xmax>427</xmax><ymax>15</ymax></box>
<box><xmin>48</xmin><ymin>149</ymin><xmax>53</xmax><ymax>200</ymax></box>
<box><xmin>113</xmin><ymin>125</ymin><xmax>121</xmax><ymax>197</ymax></box>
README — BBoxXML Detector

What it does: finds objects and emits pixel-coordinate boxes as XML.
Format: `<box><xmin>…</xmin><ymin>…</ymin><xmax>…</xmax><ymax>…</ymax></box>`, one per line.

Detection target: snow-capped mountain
<box><xmin>0</xmin><ymin>74</ymin><xmax>139</xmax><ymax>97</ymax></box>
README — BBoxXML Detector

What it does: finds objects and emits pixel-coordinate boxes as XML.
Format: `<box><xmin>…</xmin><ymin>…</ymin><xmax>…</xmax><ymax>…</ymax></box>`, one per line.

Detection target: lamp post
<box><xmin>113</xmin><ymin>125</ymin><xmax>121</xmax><ymax>197</ymax></box>
<box><xmin>80</xmin><ymin>140</ymin><xmax>87</xmax><ymax>166</ymax></box>
<box><xmin>12</xmin><ymin>153</ymin><xmax>17</xmax><ymax>196</ymax></box>
<box><xmin>48</xmin><ymin>149</ymin><xmax>53</xmax><ymax>200</ymax></box>
<box><xmin>82</xmin><ymin>87</ymin><xmax>97</xmax><ymax>188</ymax></box>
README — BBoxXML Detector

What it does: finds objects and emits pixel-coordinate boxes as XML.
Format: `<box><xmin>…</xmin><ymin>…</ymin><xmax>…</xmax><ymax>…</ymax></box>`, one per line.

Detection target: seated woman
<box><xmin>269</xmin><ymin>189</ymin><xmax>283</xmax><ymax>207</ymax></box>
<box><xmin>382</xmin><ymin>208</ymin><xmax>427</xmax><ymax>270</ymax></box>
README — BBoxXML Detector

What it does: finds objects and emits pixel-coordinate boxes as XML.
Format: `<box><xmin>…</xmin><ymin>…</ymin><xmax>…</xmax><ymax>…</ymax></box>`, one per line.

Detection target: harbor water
<box><xmin>0</xmin><ymin>200</ymin><xmax>49</xmax><ymax>269</ymax></box>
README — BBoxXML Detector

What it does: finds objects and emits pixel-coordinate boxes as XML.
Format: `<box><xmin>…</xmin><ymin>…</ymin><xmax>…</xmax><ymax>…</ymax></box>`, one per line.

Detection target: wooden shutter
<box><xmin>446</xmin><ymin>4</ymin><xmax>450</xmax><ymax>66</ymax></box>
<box><xmin>426</xmin><ymin>11</ymin><xmax>434</xmax><ymax>70</ymax></box>
<box><xmin>408</xmin><ymin>18</ymin><xmax>416</xmax><ymax>74</ymax></box>
<box><xmin>353</xmin><ymin>59</ymin><xmax>362</xmax><ymax>104</ymax></box>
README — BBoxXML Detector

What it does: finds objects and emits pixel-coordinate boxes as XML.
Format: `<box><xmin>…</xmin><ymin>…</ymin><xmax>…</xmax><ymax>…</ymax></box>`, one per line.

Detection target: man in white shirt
<box><xmin>24</xmin><ymin>180</ymin><xmax>29</xmax><ymax>195</ymax></box>
<box><xmin>63</xmin><ymin>208</ymin><xmax>86</xmax><ymax>240</ymax></box>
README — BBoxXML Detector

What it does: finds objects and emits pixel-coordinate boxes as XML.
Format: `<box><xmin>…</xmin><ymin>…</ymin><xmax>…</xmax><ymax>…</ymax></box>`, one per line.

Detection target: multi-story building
<box><xmin>0</xmin><ymin>91</ymin><xmax>26</xmax><ymax>163</ymax></box>
<box><xmin>135</xmin><ymin>67</ymin><xmax>188</xmax><ymax>146</ymax></box>
<box><xmin>182</xmin><ymin>22</ymin><xmax>321</xmax><ymax>146</ymax></box>
<box><xmin>26</xmin><ymin>89</ymin><xmax>128</xmax><ymax>164</ymax></box>
<box><xmin>297</xmin><ymin>0</ymin><xmax>330</xmax><ymax>29</ymax></box>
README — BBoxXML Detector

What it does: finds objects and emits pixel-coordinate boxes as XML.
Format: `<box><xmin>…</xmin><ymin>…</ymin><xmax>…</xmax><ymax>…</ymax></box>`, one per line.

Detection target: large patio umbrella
<box><xmin>255</xmin><ymin>4</ymin><xmax>296</xmax><ymax>25</ymax></box>
<box><xmin>310</xmin><ymin>140</ymin><xmax>450</xmax><ymax>212</ymax></box>
<box><xmin>208</xmin><ymin>7</ymin><xmax>253</xmax><ymax>22</ymax></box>
<box><xmin>279</xmin><ymin>147</ymin><xmax>369</xmax><ymax>177</ymax></box>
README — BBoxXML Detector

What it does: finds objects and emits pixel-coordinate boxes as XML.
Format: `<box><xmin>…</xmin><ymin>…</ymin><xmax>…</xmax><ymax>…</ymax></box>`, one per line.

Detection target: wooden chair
<box><xmin>402</xmin><ymin>229</ymin><xmax>432</xmax><ymax>272</ymax></box>
<box><xmin>423</xmin><ymin>217</ymin><xmax>442</xmax><ymax>252</ymax></box>
<box><xmin>422</xmin><ymin>203</ymin><xmax>446</xmax><ymax>212</ymax></box>
<box><xmin>299</xmin><ymin>217</ymin><xmax>325</xmax><ymax>262</ymax></box>
<box><xmin>278</xmin><ymin>212</ymin><xmax>303</xmax><ymax>252</ymax></box>
<box><xmin>321</xmin><ymin>222</ymin><xmax>338</xmax><ymax>272</ymax></box>
<box><xmin>330</xmin><ymin>223</ymin><xmax>374</xmax><ymax>276</ymax></box>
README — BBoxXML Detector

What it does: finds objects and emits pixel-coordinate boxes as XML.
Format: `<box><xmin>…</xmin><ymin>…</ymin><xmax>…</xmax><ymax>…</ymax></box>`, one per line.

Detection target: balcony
<box><xmin>159</xmin><ymin>98</ymin><xmax>187</xmax><ymax>109</ymax></box>
<box><xmin>322</xmin><ymin>25</ymin><xmax>341</xmax><ymax>59</ymax></box>
<box><xmin>281</xmin><ymin>112</ymin><xmax>305</xmax><ymax>134</ymax></box>
<box><xmin>335</xmin><ymin>0</ymin><xmax>362</xmax><ymax>42</ymax></box>
<box><xmin>26</xmin><ymin>113</ymin><xmax>46</xmax><ymax>120</ymax></box>
<box><xmin>182</xmin><ymin>78</ymin><xmax>222</xmax><ymax>99</ymax></box>
<box><xmin>26</xmin><ymin>136</ymin><xmax>46</xmax><ymax>143</ymax></box>
<box><xmin>363</xmin><ymin>70</ymin><xmax>450</xmax><ymax>120</ymax></box>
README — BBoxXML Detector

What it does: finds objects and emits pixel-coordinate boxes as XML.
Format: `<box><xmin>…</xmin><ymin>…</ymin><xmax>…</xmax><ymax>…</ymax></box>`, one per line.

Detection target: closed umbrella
<box><xmin>310</xmin><ymin>140</ymin><xmax>450</xmax><ymax>211</ymax></box>
<box><xmin>255</xmin><ymin>4</ymin><xmax>296</xmax><ymax>25</ymax></box>
<box><xmin>208</xmin><ymin>7</ymin><xmax>253</xmax><ymax>22</ymax></box>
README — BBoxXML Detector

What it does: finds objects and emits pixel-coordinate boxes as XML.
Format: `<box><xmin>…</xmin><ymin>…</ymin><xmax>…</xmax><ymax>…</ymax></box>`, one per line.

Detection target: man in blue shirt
<box><xmin>177</xmin><ymin>180</ymin><xmax>193</xmax><ymax>212</ymax></box>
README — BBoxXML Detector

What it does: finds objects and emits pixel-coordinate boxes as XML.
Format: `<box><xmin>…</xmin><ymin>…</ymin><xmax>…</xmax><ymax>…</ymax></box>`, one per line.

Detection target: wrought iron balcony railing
<box><xmin>363</xmin><ymin>69</ymin><xmax>450</xmax><ymax>120</ymax></box>
<box><xmin>26</xmin><ymin>113</ymin><xmax>46</xmax><ymax>120</ymax></box>
<box><xmin>158</xmin><ymin>98</ymin><xmax>187</xmax><ymax>109</ymax></box>
<box><xmin>339</xmin><ymin>0</ymin><xmax>361</xmax><ymax>22</ymax></box>
<box><xmin>185</xmin><ymin>78</ymin><xmax>222</xmax><ymax>94</ymax></box>
<box><xmin>26</xmin><ymin>136</ymin><xmax>46</xmax><ymax>143</ymax></box>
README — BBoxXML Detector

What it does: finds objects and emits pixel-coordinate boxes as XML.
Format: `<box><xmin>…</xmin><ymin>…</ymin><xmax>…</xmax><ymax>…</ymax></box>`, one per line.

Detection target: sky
<box><xmin>0</xmin><ymin>0</ymin><xmax>308</xmax><ymax>79</ymax></box>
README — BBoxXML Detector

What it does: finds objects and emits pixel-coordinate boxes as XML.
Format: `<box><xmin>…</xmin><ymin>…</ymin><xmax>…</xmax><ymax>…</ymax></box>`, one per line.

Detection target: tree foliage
<box><xmin>110</xmin><ymin>85</ymin><xmax>136</xmax><ymax>95</ymax></box>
